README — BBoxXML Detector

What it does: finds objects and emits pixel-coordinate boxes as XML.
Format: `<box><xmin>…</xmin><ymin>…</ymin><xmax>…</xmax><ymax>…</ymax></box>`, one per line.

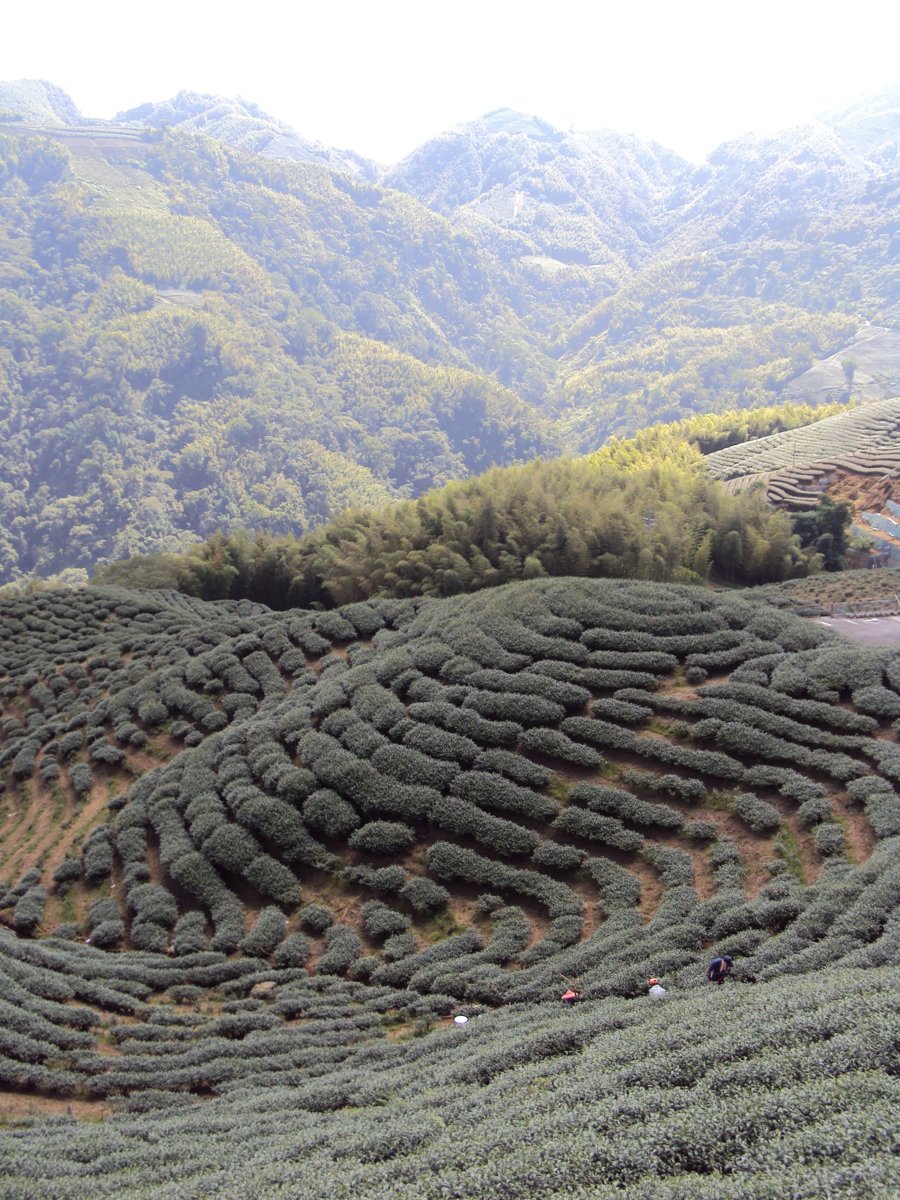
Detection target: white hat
<box><xmin>453</xmin><ymin>1015</ymin><xmax>469</xmax><ymax>1025</ymax></box>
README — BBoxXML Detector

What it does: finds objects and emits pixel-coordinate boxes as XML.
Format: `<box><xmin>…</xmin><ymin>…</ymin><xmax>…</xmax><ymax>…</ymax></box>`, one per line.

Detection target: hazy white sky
<box><xmin>3</xmin><ymin>0</ymin><xmax>898</xmax><ymax>163</ymax></box>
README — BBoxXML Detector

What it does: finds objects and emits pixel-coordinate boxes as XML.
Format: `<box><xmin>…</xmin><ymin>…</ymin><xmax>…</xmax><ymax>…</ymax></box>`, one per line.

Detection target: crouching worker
<box><xmin>561</xmin><ymin>987</ymin><xmax>582</xmax><ymax>1007</ymax></box>
<box><xmin>707</xmin><ymin>954</ymin><xmax>734</xmax><ymax>985</ymax></box>
<box><xmin>647</xmin><ymin>976</ymin><xmax>667</xmax><ymax>999</ymax></box>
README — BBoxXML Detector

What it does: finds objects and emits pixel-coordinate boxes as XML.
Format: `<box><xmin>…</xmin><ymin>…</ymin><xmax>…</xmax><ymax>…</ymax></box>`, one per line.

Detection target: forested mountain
<box><xmin>0</xmin><ymin>81</ymin><xmax>897</xmax><ymax>583</ymax></box>
<box><xmin>115</xmin><ymin>91</ymin><xmax>377</xmax><ymax>177</ymax></box>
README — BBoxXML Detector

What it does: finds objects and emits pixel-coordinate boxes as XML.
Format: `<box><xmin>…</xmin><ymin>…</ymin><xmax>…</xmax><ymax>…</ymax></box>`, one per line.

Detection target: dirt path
<box><xmin>629</xmin><ymin>859</ymin><xmax>663</xmax><ymax>921</ymax></box>
<box><xmin>43</xmin><ymin>777</ymin><xmax>114</xmax><ymax>884</ymax></box>
<box><xmin>829</xmin><ymin>787</ymin><xmax>877</xmax><ymax>863</ymax></box>
<box><xmin>0</xmin><ymin>777</ymin><xmax>54</xmax><ymax>882</ymax></box>
<box><xmin>0</xmin><ymin>1090</ymin><xmax>111</xmax><ymax>1123</ymax></box>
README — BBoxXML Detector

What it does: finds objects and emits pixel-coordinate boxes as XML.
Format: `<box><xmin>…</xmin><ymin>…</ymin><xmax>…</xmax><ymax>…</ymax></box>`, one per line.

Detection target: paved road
<box><xmin>814</xmin><ymin>615</ymin><xmax>900</xmax><ymax>646</ymax></box>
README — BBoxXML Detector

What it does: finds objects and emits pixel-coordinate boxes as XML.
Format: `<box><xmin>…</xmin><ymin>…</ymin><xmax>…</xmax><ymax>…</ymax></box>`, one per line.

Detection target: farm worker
<box><xmin>561</xmin><ymin>988</ymin><xmax>581</xmax><ymax>1007</ymax></box>
<box><xmin>707</xmin><ymin>954</ymin><xmax>734</xmax><ymax>985</ymax></box>
<box><xmin>647</xmin><ymin>977</ymin><xmax>667</xmax><ymax>999</ymax></box>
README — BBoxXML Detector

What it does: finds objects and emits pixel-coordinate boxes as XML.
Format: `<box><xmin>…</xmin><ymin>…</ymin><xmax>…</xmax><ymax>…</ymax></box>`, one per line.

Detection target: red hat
<box><xmin>648</xmin><ymin>977</ymin><xmax>659</xmax><ymax>986</ymax></box>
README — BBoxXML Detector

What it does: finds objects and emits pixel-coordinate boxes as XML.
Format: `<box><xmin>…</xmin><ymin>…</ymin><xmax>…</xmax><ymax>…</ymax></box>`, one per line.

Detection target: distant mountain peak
<box><xmin>0</xmin><ymin>79</ymin><xmax>83</xmax><ymax>126</ymax></box>
<box><xmin>478</xmin><ymin>108</ymin><xmax>562</xmax><ymax>139</ymax></box>
<box><xmin>111</xmin><ymin>90</ymin><xmax>376</xmax><ymax>177</ymax></box>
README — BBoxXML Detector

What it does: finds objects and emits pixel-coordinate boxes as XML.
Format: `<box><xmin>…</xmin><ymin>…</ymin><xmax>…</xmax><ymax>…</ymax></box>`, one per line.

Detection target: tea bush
<box><xmin>349</xmin><ymin>821</ymin><xmax>416</xmax><ymax>855</ymax></box>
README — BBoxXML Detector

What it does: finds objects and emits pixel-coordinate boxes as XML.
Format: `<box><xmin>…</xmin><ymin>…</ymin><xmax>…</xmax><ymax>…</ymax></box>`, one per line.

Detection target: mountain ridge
<box><xmin>0</xmin><ymin>79</ymin><xmax>897</xmax><ymax>583</ymax></box>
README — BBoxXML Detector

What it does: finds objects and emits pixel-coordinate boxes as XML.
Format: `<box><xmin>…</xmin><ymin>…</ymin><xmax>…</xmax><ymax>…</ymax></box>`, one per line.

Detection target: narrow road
<box><xmin>815</xmin><ymin>615</ymin><xmax>900</xmax><ymax>646</ymax></box>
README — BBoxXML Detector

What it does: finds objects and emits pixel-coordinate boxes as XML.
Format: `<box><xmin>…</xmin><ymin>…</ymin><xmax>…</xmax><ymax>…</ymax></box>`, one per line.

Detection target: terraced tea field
<box><xmin>0</xmin><ymin>578</ymin><xmax>897</xmax><ymax>1197</ymax></box>
<box><xmin>704</xmin><ymin>396</ymin><xmax>900</xmax><ymax>484</ymax></box>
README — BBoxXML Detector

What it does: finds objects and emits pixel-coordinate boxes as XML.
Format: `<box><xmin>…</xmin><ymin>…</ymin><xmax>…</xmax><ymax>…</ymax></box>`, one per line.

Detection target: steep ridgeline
<box><xmin>114</xmin><ymin>90</ymin><xmax>377</xmax><ymax>177</ymax></box>
<box><xmin>383</xmin><ymin>100</ymin><xmax>898</xmax><ymax>448</ymax></box>
<box><xmin>0</xmin><ymin>83</ymin><xmax>897</xmax><ymax>583</ymax></box>
<box><xmin>0</xmin><ymin>123</ymin><xmax>554</xmax><ymax>583</ymax></box>
<box><xmin>0</xmin><ymin>578</ymin><xmax>898</xmax><ymax>1195</ymax></box>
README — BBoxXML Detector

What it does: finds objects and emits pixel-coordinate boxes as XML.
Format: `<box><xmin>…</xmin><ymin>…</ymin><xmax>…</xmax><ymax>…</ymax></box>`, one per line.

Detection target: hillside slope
<box><xmin>0</xmin><ymin>124</ymin><xmax>553</xmax><ymax>582</ymax></box>
<box><xmin>0</xmin><ymin>576</ymin><xmax>897</xmax><ymax>1194</ymax></box>
<box><xmin>0</xmin><ymin>83</ymin><xmax>897</xmax><ymax>581</ymax></box>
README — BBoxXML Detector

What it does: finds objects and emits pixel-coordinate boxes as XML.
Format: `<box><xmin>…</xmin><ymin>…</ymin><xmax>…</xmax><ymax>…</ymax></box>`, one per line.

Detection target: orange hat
<box><xmin>648</xmin><ymin>977</ymin><xmax>659</xmax><ymax>986</ymax></box>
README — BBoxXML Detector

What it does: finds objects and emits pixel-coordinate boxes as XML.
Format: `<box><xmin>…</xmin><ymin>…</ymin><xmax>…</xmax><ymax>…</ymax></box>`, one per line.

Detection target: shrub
<box><xmin>402</xmin><ymin>721</ymin><xmax>480</xmax><ymax>766</ymax></box>
<box><xmin>299</xmin><ymin>903</ymin><xmax>333</xmax><ymax>934</ymax></box>
<box><xmin>461</xmin><ymin>689</ymin><xmax>565</xmax><ymax>726</ymax></box>
<box><xmin>130</xmin><ymin>920</ymin><xmax>169</xmax><ymax>953</ymax></box>
<box><xmin>82</xmin><ymin>829</ymin><xmax>114</xmax><ymax>882</ymax></box>
<box><xmin>382</xmin><ymin>932</ymin><xmax>418</xmax><ymax>961</ymax></box>
<box><xmin>343</xmin><ymin>864</ymin><xmax>407</xmax><ymax>894</ymax></box>
<box><xmin>552</xmin><ymin>807</ymin><xmax>643</xmax><ymax>852</ymax></box>
<box><xmin>531</xmin><ymin>841</ymin><xmax>584</xmax><ymax>871</ymax></box>
<box><xmin>244</xmin><ymin>854</ymin><xmax>299</xmax><ymax>905</ymax></box>
<box><xmin>561</xmin><ymin>716</ymin><xmax>637</xmax><ymax>752</ymax></box>
<box><xmin>361</xmin><ymin>902</ymin><xmax>411</xmax><ymax>941</ymax></box>
<box><xmin>467</xmin><ymin>668</ymin><xmax>590</xmax><ymax>709</ymax></box>
<box><xmin>732</xmin><ymin>792</ymin><xmax>782</xmax><ymax>833</ymax></box>
<box><xmin>372</xmin><ymin>743</ymin><xmax>460</xmax><ymax>790</ymax></box>
<box><xmin>239</xmin><ymin>794</ymin><xmax>332</xmax><ymax>870</ymax></box>
<box><xmin>317</xmin><ymin>923</ymin><xmax>361</xmax><ymax>975</ymax></box>
<box><xmin>709</xmin><ymin>838</ymin><xmax>741</xmax><ymax>865</ymax></box>
<box><xmin>115</xmin><ymin>825</ymin><xmax>148</xmax><ymax>864</ymax></box>
<box><xmin>241</xmin><ymin>907</ymin><xmax>287</xmax><ymax>957</ymax></box>
<box><xmin>302</xmin><ymin>789</ymin><xmax>361</xmax><ymax>837</ymax></box>
<box><xmin>584</xmin><ymin>857</ymin><xmax>642</xmax><ymax>908</ymax></box>
<box><xmin>69</xmin><ymin>762</ymin><xmax>93</xmax><ymax>799</ymax></box>
<box><xmin>640</xmin><ymin>843</ymin><xmax>694</xmax><ymax>887</ymax></box>
<box><xmin>399</xmin><ymin>877</ymin><xmax>449</xmax><ymax>913</ymax></box>
<box><xmin>273</xmin><ymin>932</ymin><xmax>312</xmax><ymax>967</ymax></box>
<box><xmin>407</xmin><ymin>701</ymin><xmax>522</xmax><ymax>747</ymax></box>
<box><xmin>472</xmin><ymin>750</ymin><xmax>553</xmax><ymax>788</ymax></box>
<box><xmin>589</xmin><ymin>697</ymin><xmax>654</xmax><ymax>723</ymax></box>
<box><xmin>519</xmin><ymin>727</ymin><xmax>603</xmax><ymax>767</ymax></box>
<box><xmin>90</xmin><ymin>919</ymin><xmax>124</xmax><ymax>949</ymax></box>
<box><xmin>682</xmin><ymin>820</ymin><xmax>718</xmax><ymax>841</ymax></box>
<box><xmin>351</xmin><ymin>684</ymin><xmax>406</xmax><ymax>731</ymax></box>
<box><xmin>203</xmin><ymin>823</ymin><xmax>260</xmax><ymax>872</ymax></box>
<box><xmin>127</xmin><ymin>882</ymin><xmax>178</xmax><ymax>927</ymax></box>
<box><xmin>426</xmin><ymin>842</ymin><xmax>581</xmax><ymax>918</ymax></box>
<box><xmin>172</xmin><ymin>911</ymin><xmax>208</xmax><ymax>956</ymax></box>
<box><xmin>814</xmin><ymin>823</ymin><xmax>846</xmax><ymax>857</ymax></box>
<box><xmin>431</xmin><ymin>795</ymin><xmax>539</xmax><ymax>857</ymax></box>
<box><xmin>89</xmin><ymin>741</ymin><xmax>126</xmax><ymax>767</ymax></box>
<box><xmin>864</xmin><ymin>792</ymin><xmax>900</xmax><ymax>838</ymax></box>
<box><xmin>349</xmin><ymin>821</ymin><xmax>416</xmax><ymax>855</ymax></box>
<box><xmin>797</xmin><ymin>798</ymin><xmax>834</xmax><ymax>828</ymax></box>
<box><xmin>451</xmin><ymin>771</ymin><xmax>557</xmax><ymax>821</ymax></box>
<box><xmin>52</xmin><ymin>856</ymin><xmax>81</xmax><ymax>890</ymax></box>
<box><xmin>12</xmin><ymin>886</ymin><xmax>47</xmax><ymax>935</ymax></box>
<box><xmin>572</xmin><ymin>783</ymin><xmax>685</xmax><ymax>830</ymax></box>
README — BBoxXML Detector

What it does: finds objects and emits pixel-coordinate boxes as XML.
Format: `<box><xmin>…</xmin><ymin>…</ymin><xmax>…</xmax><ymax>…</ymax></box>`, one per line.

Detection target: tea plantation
<box><xmin>0</xmin><ymin>578</ymin><xmax>897</xmax><ymax>1197</ymax></box>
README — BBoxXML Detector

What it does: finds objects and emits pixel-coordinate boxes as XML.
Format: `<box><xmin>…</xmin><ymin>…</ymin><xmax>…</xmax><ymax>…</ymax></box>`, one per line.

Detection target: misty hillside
<box><xmin>0</xmin><ymin>81</ymin><xmax>897</xmax><ymax>584</ymax></box>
